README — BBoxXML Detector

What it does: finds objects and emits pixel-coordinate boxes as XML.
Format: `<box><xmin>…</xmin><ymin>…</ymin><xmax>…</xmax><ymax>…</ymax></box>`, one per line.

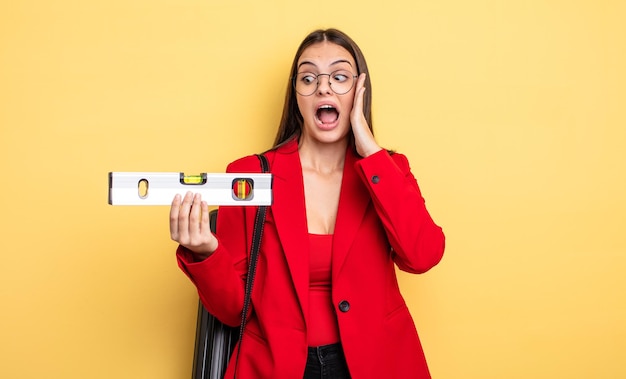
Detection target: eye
<box><xmin>332</xmin><ymin>70</ymin><xmax>351</xmax><ymax>83</ymax></box>
<box><xmin>297</xmin><ymin>72</ymin><xmax>317</xmax><ymax>85</ymax></box>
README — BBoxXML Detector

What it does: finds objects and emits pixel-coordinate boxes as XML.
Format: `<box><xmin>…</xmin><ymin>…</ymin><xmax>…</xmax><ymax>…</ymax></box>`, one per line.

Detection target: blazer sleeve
<box><xmin>354</xmin><ymin>149</ymin><xmax>445</xmax><ymax>273</ymax></box>
<box><xmin>176</xmin><ymin>156</ymin><xmax>261</xmax><ymax>326</ymax></box>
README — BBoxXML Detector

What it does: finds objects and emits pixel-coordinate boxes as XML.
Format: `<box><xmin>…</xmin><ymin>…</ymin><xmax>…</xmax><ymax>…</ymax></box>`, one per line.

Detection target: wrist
<box><xmin>184</xmin><ymin>240</ymin><xmax>218</xmax><ymax>262</ymax></box>
<box><xmin>359</xmin><ymin>144</ymin><xmax>382</xmax><ymax>158</ymax></box>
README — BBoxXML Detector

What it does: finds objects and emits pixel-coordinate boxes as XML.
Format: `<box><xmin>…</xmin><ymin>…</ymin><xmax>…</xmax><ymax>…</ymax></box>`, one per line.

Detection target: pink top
<box><xmin>307</xmin><ymin>233</ymin><xmax>340</xmax><ymax>346</ymax></box>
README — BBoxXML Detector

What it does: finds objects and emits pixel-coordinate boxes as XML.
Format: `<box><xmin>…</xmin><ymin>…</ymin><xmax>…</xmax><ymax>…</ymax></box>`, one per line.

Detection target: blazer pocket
<box><xmin>384</xmin><ymin>304</ymin><xmax>418</xmax><ymax>346</ymax></box>
<box><xmin>244</xmin><ymin>324</ymin><xmax>267</xmax><ymax>346</ymax></box>
<box><xmin>385</xmin><ymin>303</ymin><xmax>408</xmax><ymax>321</ymax></box>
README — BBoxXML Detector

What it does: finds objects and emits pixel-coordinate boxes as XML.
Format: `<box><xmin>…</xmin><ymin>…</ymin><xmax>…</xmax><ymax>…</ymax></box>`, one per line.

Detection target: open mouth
<box><xmin>316</xmin><ymin>105</ymin><xmax>339</xmax><ymax>125</ymax></box>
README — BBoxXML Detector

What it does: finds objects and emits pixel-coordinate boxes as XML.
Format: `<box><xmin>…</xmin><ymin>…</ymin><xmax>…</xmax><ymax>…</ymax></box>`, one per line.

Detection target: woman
<box><xmin>170</xmin><ymin>28</ymin><xmax>445</xmax><ymax>379</ymax></box>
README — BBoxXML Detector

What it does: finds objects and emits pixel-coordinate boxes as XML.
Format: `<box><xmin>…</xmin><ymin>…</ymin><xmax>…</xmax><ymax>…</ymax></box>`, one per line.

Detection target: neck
<box><xmin>298</xmin><ymin>137</ymin><xmax>348</xmax><ymax>174</ymax></box>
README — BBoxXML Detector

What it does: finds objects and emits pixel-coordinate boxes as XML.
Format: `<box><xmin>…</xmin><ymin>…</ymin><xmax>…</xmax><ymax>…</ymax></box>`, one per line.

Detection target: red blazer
<box><xmin>178</xmin><ymin>139</ymin><xmax>445</xmax><ymax>378</ymax></box>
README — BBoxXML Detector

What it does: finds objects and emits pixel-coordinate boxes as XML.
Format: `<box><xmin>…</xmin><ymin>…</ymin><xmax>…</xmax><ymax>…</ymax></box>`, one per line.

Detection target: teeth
<box><xmin>319</xmin><ymin>105</ymin><xmax>334</xmax><ymax>109</ymax></box>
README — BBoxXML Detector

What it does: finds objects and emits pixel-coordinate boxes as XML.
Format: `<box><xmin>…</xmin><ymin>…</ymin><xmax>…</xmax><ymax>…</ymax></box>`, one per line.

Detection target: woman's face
<box><xmin>295</xmin><ymin>41</ymin><xmax>358</xmax><ymax>146</ymax></box>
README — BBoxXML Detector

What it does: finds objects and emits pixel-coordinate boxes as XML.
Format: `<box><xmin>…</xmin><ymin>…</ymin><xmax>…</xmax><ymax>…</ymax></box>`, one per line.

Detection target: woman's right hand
<box><xmin>169</xmin><ymin>192</ymin><xmax>218</xmax><ymax>261</ymax></box>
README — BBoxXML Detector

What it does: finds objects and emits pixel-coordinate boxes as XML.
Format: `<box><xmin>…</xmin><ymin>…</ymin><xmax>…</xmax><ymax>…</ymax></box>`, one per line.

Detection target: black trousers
<box><xmin>303</xmin><ymin>343</ymin><xmax>351</xmax><ymax>379</ymax></box>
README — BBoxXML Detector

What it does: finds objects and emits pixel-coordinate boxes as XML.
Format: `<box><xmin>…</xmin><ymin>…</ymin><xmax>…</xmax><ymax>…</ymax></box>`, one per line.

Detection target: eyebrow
<box><xmin>297</xmin><ymin>59</ymin><xmax>354</xmax><ymax>70</ymax></box>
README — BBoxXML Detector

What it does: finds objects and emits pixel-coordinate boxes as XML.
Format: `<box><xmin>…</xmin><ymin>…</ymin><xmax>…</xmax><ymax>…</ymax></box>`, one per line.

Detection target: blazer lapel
<box><xmin>332</xmin><ymin>148</ymin><xmax>371</xmax><ymax>278</ymax></box>
<box><xmin>270</xmin><ymin>140</ymin><xmax>310</xmax><ymax>321</ymax></box>
<box><xmin>269</xmin><ymin>142</ymin><xmax>371</xmax><ymax>321</ymax></box>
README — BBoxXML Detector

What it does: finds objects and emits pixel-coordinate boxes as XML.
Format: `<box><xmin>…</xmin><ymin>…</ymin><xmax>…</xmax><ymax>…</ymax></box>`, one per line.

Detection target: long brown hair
<box><xmin>272</xmin><ymin>28</ymin><xmax>373</xmax><ymax>148</ymax></box>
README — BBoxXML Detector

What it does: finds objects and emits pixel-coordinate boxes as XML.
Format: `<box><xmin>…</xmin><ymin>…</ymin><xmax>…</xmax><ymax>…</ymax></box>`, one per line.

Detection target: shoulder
<box><xmin>226</xmin><ymin>155</ymin><xmax>262</xmax><ymax>173</ymax></box>
<box><xmin>225</xmin><ymin>139</ymin><xmax>298</xmax><ymax>173</ymax></box>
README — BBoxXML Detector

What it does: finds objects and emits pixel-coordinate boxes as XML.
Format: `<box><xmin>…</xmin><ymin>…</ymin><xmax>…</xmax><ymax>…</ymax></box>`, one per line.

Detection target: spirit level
<box><xmin>108</xmin><ymin>172</ymin><xmax>272</xmax><ymax>206</ymax></box>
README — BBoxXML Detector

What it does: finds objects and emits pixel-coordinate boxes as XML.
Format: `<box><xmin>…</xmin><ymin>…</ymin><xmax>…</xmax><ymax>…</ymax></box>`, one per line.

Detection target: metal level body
<box><xmin>108</xmin><ymin>172</ymin><xmax>272</xmax><ymax>206</ymax></box>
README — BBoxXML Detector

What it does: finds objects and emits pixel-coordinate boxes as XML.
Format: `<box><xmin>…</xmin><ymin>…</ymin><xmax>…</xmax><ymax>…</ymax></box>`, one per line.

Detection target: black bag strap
<box><xmin>233</xmin><ymin>154</ymin><xmax>269</xmax><ymax>378</ymax></box>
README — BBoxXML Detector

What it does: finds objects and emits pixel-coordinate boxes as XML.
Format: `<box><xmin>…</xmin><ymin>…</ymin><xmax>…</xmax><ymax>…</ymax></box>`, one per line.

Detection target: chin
<box><xmin>317</xmin><ymin>130</ymin><xmax>351</xmax><ymax>145</ymax></box>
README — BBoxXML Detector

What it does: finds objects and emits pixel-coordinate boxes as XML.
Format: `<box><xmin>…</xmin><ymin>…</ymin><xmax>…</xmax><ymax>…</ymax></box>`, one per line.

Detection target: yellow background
<box><xmin>1</xmin><ymin>1</ymin><xmax>625</xmax><ymax>378</ymax></box>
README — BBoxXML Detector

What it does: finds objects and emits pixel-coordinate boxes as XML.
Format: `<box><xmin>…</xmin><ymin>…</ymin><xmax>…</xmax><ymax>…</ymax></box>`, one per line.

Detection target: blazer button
<box><xmin>338</xmin><ymin>300</ymin><xmax>350</xmax><ymax>313</ymax></box>
<box><xmin>371</xmin><ymin>175</ymin><xmax>380</xmax><ymax>184</ymax></box>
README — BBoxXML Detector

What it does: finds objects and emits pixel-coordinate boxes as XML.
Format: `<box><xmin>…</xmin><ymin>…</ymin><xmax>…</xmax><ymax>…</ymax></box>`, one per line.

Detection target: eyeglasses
<box><xmin>293</xmin><ymin>70</ymin><xmax>358</xmax><ymax>96</ymax></box>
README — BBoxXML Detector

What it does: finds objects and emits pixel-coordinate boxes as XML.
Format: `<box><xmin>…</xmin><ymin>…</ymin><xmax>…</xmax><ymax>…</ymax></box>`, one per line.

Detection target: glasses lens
<box><xmin>294</xmin><ymin>73</ymin><xmax>317</xmax><ymax>96</ymax></box>
<box><xmin>329</xmin><ymin>70</ymin><xmax>355</xmax><ymax>95</ymax></box>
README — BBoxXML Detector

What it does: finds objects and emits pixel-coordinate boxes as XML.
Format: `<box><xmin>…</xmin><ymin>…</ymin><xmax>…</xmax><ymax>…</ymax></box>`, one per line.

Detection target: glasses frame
<box><xmin>292</xmin><ymin>70</ymin><xmax>359</xmax><ymax>97</ymax></box>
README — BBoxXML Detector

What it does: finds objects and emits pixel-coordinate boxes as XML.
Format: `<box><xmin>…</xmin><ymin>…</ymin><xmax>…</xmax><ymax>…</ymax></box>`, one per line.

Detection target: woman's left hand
<box><xmin>351</xmin><ymin>73</ymin><xmax>382</xmax><ymax>158</ymax></box>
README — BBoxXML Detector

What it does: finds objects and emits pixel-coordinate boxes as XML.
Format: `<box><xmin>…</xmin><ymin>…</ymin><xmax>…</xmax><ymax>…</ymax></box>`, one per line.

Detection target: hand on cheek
<box><xmin>351</xmin><ymin>73</ymin><xmax>381</xmax><ymax>158</ymax></box>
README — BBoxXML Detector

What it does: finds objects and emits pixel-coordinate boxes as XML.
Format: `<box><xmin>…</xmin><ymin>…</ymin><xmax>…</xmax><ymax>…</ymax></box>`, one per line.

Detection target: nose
<box><xmin>316</xmin><ymin>74</ymin><xmax>332</xmax><ymax>95</ymax></box>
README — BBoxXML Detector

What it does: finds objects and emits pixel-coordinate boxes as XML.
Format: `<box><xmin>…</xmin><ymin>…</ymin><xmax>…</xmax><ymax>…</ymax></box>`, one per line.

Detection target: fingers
<box><xmin>178</xmin><ymin>192</ymin><xmax>195</xmax><ymax>243</ymax></box>
<box><xmin>357</xmin><ymin>72</ymin><xmax>367</xmax><ymax>90</ymax></box>
<box><xmin>352</xmin><ymin>73</ymin><xmax>366</xmax><ymax>115</ymax></box>
<box><xmin>169</xmin><ymin>192</ymin><xmax>193</xmax><ymax>243</ymax></box>
<box><xmin>170</xmin><ymin>192</ymin><xmax>215</xmax><ymax>253</ymax></box>
<box><xmin>169</xmin><ymin>193</ymin><xmax>182</xmax><ymax>240</ymax></box>
<box><xmin>169</xmin><ymin>192</ymin><xmax>215</xmax><ymax>260</ymax></box>
<box><xmin>199</xmin><ymin>200</ymin><xmax>210</xmax><ymax>236</ymax></box>
<box><xmin>188</xmin><ymin>193</ymin><xmax>203</xmax><ymax>239</ymax></box>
